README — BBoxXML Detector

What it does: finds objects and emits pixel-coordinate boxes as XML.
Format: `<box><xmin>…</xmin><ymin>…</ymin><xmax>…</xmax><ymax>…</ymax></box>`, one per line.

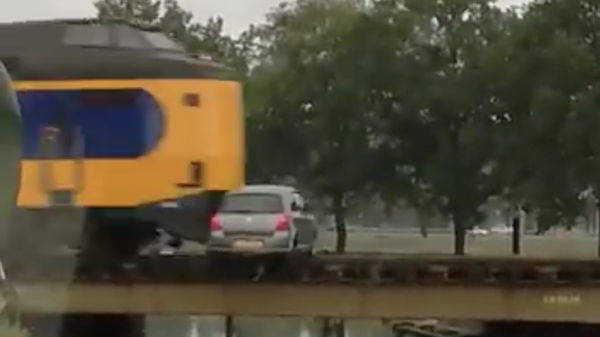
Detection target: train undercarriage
<box><xmin>2</xmin><ymin>194</ymin><xmax>222</xmax><ymax>337</ymax></box>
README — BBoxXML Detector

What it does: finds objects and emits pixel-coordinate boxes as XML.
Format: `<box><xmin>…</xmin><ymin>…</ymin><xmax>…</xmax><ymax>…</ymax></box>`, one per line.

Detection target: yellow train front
<box><xmin>1</xmin><ymin>19</ymin><xmax>244</xmax><ymax>258</ymax></box>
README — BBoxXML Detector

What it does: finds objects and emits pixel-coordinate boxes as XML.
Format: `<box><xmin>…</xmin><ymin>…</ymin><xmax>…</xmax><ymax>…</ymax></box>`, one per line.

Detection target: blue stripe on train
<box><xmin>18</xmin><ymin>89</ymin><xmax>164</xmax><ymax>159</ymax></box>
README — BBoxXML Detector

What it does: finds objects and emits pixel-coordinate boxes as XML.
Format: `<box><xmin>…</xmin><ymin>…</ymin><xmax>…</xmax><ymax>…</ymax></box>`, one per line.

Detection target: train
<box><xmin>0</xmin><ymin>61</ymin><xmax>21</xmax><ymax>258</ymax></box>
<box><xmin>0</xmin><ymin>19</ymin><xmax>245</xmax><ymax>261</ymax></box>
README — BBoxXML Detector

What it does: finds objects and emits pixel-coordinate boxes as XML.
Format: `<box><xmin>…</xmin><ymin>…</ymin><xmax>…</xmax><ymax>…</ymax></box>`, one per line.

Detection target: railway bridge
<box><xmin>6</xmin><ymin>253</ymin><xmax>600</xmax><ymax>336</ymax></box>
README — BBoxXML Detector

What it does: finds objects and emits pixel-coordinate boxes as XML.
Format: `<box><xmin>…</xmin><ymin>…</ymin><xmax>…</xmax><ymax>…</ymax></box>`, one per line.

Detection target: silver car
<box><xmin>206</xmin><ymin>185</ymin><xmax>317</xmax><ymax>256</ymax></box>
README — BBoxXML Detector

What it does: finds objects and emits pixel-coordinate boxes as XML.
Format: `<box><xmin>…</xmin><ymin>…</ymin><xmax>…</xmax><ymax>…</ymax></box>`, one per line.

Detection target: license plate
<box><xmin>233</xmin><ymin>240</ymin><xmax>263</xmax><ymax>249</ymax></box>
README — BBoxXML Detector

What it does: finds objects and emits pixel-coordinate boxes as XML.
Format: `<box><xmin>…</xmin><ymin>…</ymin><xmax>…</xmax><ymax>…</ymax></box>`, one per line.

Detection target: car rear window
<box><xmin>219</xmin><ymin>193</ymin><xmax>284</xmax><ymax>214</ymax></box>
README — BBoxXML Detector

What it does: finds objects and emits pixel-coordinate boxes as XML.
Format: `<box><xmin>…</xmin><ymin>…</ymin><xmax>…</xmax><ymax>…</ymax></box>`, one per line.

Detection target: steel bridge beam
<box><xmin>14</xmin><ymin>284</ymin><xmax>593</xmax><ymax>322</ymax></box>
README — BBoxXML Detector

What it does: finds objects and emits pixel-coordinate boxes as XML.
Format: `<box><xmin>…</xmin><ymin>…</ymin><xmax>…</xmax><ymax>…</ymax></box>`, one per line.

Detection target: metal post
<box><xmin>333</xmin><ymin>319</ymin><xmax>345</xmax><ymax>337</ymax></box>
<box><xmin>512</xmin><ymin>214</ymin><xmax>521</xmax><ymax>255</ymax></box>
<box><xmin>597</xmin><ymin>206</ymin><xmax>600</xmax><ymax>257</ymax></box>
<box><xmin>225</xmin><ymin>315</ymin><xmax>234</xmax><ymax>337</ymax></box>
<box><xmin>320</xmin><ymin>318</ymin><xmax>332</xmax><ymax>337</ymax></box>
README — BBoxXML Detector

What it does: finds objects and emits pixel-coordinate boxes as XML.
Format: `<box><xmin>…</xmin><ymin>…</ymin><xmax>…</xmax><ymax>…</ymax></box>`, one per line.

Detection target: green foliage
<box><xmin>95</xmin><ymin>0</ymin><xmax>161</xmax><ymax>25</ymax></box>
<box><xmin>94</xmin><ymin>0</ymin><xmax>600</xmax><ymax>254</ymax></box>
<box><xmin>93</xmin><ymin>0</ymin><xmax>253</xmax><ymax>72</ymax></box>
<box><xmin>244</xmin><ymin>0</ymin><xmax>380</xmax><ymax>252</ymax></box>
<box><xmin>492</xmin><ymin>0</ymin><xmax>600</xmax><ymax>231</ymax></box>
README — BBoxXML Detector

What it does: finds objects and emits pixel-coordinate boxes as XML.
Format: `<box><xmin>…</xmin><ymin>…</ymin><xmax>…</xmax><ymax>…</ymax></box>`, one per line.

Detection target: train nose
<box><xmin>0</xmin><ymin>61</ymin><xmax>22</xmax><ymax>258</ymax></box>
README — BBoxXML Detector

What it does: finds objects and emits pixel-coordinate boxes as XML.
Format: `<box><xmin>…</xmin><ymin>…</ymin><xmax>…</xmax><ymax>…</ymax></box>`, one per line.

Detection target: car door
<box><xmin>290</xmin><ymin>191</ymin><xmax>315</xmax><ymax>247</ymax></box>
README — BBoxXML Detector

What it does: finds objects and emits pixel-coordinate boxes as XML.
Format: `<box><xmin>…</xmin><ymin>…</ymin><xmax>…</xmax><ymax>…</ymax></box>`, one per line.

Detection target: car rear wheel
<box><xmin>292</xmin><ymin>235</ymin><xmax>314</xmax><ymax>256</ymax></box>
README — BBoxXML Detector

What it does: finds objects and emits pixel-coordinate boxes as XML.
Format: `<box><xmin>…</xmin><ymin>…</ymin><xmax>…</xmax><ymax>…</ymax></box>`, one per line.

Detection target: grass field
<box><xmin>176</xmin><ymin>230</ymin><xmax>600</xmax><ymax>258</ymax></box>
<box><xmin>312</xmin><ymin>231</ymin><xmax>600</xmax><ymax>258</ymax></box>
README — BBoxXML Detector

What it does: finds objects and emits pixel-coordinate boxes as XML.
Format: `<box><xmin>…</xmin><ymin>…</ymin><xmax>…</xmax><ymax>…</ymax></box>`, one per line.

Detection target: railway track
<box><xmin>6</xmin><ymin>253</ymin><xmax>600</xmax><ymax>286</ymax></box>
<box><xmin>5</xmin><ymin>253</ymin><xmax>600</xmax><ymax>320</ymax></box>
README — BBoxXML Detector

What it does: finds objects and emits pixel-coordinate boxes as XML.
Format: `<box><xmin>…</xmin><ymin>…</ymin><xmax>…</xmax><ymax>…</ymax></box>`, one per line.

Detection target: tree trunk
<box><xmin>511</xmin><ymin>214</ymin><xmax>521</xmax><ymax>255</ymax></box>
<box><xmin>452</xmin><ymin>210</ymin><xmax>466</xmax><ymax>255</ymax></box>
<box><xmin>332</xmin><ymin>191</ymin><xmax>347</xmax><ymax>253</ymax></box>
<box><xmin>596</xmin><ymin>201</ymin><xmax>600</xmax><ymax>258</ymax></box>
<box><xmin>418</xmin><ymin>209</ymin><xmax>430</xmax><ymax>238</ymax></box>
<box><xmin>384</xmin><ymin>202</ymin><xmax>393</xmax><ymax>222</ymax></box>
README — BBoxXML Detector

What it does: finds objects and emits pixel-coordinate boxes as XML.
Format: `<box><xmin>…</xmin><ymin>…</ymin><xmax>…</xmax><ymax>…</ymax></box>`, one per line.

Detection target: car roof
<box><xmin>231</xmin><ymin>184</ymin><xmax>297</xmax><ymax>194</ymax></box>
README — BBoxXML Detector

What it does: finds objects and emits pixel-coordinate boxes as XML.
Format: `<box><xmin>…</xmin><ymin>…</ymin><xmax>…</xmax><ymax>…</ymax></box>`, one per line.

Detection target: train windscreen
<box><xmin>18</xmin><ymin>89</ymin><xmax>163</xmax><ymax>159</ymax></box>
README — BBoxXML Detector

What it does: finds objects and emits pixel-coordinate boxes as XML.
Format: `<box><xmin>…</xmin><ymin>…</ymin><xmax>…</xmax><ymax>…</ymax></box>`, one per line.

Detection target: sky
<box><xmin>0</xmin><ymin>0</ymin><xmax>530</xmax><ymax>36</ymax></box>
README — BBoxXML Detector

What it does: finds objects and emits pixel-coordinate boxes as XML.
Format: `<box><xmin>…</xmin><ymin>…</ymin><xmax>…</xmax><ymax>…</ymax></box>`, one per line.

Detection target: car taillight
<box><xmin>210</xmin><ymin>215</ymin><xmax>222</xmax><ymax>231</ymax></box>
<box><xmin>275</xmin><ymin>213</ymin><xmax>290</xmax><ymax>231</ymax></box>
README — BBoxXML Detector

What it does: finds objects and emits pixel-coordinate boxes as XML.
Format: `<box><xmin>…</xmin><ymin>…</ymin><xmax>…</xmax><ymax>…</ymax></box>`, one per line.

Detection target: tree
<box><xmin>370</xmin><ymin>0</ymin><xmax>511</xmax><ymax>254</ymax></box>
<box><xmin>94</xmin><ymin>0</ymin><xmax>249</xmax><ymax>71</ymax></box>
<box><xmin>249</xmin><ymin>0</ymin><xmax>378</xmax><ymax>252</ymax></box>
<box><xmin>95</xmin><ymin>0</ymin><xmax>161</xmax><ymax>25</ymax></box>
<box><xmin>493</xmin><ymin>0</ymin><xmax>597</xmax><ymax>238</ymax></box>
<box><xmin>354</xmin><ymin>0</ymin><xmax>441</xmax><ymax>238</ymax></box>
<box><xmin>520</xmin><ymin>0</ymin><xmax>600</xmax><ymax>251</ymax></box>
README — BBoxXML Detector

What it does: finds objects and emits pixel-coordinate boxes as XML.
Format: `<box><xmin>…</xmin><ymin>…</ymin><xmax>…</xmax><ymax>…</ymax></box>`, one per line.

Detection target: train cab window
<box><xmin>113</xmin><ymin>27</ymin><xmax>183</xmax><ymax>52</ymax></box>
<box><xmin>0</xmin><ymin>58</ymin><xmax>19</xmax><ymax>78</ymax></box>
<box><xmin>63</xmin><ymin>25</ymin><xmax>110</xmax><ymax>47</ymax></box>
<box><xmin>142</xmin><ymin>31</ymin><xmax>183</xmax><ymax>51</ymax></box>
<box><xmin>114</xmin><ymin>26</ymin><xmax>150</xmax><ymax>49</ymax></box>
<box><xmin>19</xmin><ymin>88</ymin><xmax>163</xmax><ymax>159</ymax></box>
<box><xmin>0</xmin><ymin>63</ymin><xmax>18</xmax><ymax>117</ymax></box>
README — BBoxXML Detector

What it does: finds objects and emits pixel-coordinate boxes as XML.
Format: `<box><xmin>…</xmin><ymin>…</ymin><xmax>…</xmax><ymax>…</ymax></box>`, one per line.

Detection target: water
<box><xmin>145</xmin><ymin>316</ymin><xmax>397</xmax><ymax>337</ymax></box>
